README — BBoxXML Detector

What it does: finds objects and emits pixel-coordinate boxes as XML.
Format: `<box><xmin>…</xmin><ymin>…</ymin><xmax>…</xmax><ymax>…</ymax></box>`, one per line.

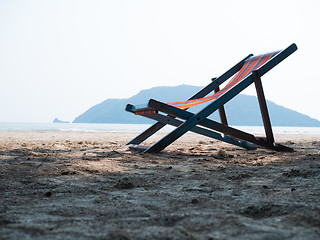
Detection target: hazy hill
<box><xmin>73</xmin><ymin>85</ymin><xmax>320</xmax><ymax>127</ymax></box>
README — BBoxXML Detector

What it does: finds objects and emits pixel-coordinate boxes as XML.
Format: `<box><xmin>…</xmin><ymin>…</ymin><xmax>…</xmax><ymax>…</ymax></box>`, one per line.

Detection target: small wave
<box><xmin>0</xmin><ymin>123</ymin><xmax>320</xmax><ymax>134</ymax></box>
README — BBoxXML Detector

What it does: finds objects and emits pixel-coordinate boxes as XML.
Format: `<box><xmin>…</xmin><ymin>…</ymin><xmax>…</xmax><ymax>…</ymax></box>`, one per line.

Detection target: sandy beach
<box><xmin>0</xmin><ymin>131</ymin><xmax>320</xmax><ymax>239</ymax></box>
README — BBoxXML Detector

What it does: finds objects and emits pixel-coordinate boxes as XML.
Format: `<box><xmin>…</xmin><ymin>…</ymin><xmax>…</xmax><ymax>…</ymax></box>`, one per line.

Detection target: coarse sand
<box><xmin>0</xmin><ymin>131</ymin><xmax>320</xmax><ymax>239</ymax></box>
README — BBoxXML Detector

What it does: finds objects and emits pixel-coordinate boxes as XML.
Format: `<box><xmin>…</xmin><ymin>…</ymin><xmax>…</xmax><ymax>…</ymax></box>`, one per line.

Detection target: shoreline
<box><xmin>1</xmin><ymin>122</ymin><xmax>320</xmax><ymax>135</ymax></box>
<box><xmin>1</xmin><ymin>130</ymin><xmax>320</xmax><ymax>143</ymax></box>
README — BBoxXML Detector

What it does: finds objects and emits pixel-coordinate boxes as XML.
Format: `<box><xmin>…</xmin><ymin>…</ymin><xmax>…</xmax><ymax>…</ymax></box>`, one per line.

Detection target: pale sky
<box><xmin>1</xmin><ymin>0</ymin><xmax>319</xmax><ymax>123</ymax></box>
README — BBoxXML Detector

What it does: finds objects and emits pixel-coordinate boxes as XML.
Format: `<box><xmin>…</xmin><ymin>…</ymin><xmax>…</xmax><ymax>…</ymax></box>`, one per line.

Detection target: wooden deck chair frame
<box><xmin>125</xmin><ymin>43</ymin><xmax>297</xmax><ymax>153</ymax></box>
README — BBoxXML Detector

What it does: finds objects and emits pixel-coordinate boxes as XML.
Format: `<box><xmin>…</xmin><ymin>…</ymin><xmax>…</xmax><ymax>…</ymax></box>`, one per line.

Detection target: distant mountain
<box><xmin>53</xmin><ymin>118</ymin><xmax>69</xmax><ymax>123</ymax></box>
<box><xmin>73</xmin><ymin>85</ymin><xmax>320</xmax><ymax>127</ymax></box>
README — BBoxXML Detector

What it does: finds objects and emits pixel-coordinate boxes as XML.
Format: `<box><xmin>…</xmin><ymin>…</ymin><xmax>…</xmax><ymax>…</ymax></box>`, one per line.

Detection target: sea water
<box><xmin>0</xmin><ymin>122</ymin><xmax>154</xmax><ymax>133</ymax></box>
<box><xmin>0</xmin><ymin>122</ymin><xmax>320</xmax><ymax>134</ymax></box>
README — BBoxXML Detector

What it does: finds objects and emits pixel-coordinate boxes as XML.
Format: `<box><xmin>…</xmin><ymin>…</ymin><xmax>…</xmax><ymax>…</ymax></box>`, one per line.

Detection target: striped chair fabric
<box><xmin>166</xmin><ymin>51</ymin><xmax>280</xmax><ymax>110</ymax></box>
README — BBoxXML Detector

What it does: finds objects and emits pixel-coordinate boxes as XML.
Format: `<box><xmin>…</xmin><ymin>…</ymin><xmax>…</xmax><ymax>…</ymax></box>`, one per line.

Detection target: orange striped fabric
<box><xmin>166</xmin><ymin>51</ymin><xmax>280</xmax><ymax>110</ymax></box>
<box><xmin>135</xmin><ymin>109</ymin><xmax>157</xmax><ymax>115</ymax></box>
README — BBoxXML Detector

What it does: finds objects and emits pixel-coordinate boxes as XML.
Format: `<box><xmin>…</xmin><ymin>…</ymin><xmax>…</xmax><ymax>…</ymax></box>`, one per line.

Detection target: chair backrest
<box><xmin>167</xmin><ymin>51</ymin><xmax>280</xmax><ymax>110</ymax></box>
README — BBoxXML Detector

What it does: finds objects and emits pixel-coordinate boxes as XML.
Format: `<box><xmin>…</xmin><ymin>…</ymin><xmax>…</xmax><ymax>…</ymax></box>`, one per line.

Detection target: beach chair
<box><xmin>126</xmin><ymin>43</ymin><xmax>297</xmax><ymax>153</ymax></box>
